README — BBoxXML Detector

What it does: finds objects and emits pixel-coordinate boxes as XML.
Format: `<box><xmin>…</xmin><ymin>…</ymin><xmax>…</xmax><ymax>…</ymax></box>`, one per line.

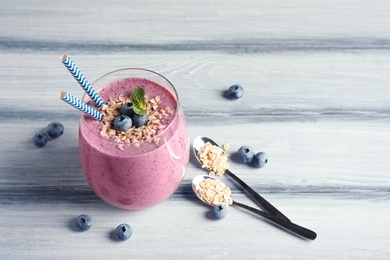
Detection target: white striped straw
<box><xmin>59</xmin><ymin>91</ymin><xmax>103</xmax><ymax>121</ymax></box>
<box><xmin>60</xmin><ymin>54</ymin><xmax>105</xmax><ymax>107</ymax></box>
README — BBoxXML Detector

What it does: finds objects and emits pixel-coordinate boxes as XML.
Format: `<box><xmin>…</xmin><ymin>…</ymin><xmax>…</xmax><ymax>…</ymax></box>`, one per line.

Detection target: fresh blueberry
<box><xmin>237</xmin><ymin>146</ymin><xmax>255</xmax><ymax>164</ymax></box>
<box><xmin>254</xmin><ymin>152</ymin><xmax>268</xmax><ymax>168</ymax></box>
<box><xmin>115</xmin><ymin>223</ymin><xmax>132</xmax><ymax>241</ymax></box>
<box><xmin>46</xmin><ymin>122</ymin><xmax>64</xmax><ymax>138</ymax></box>
<box><xmin>33</xmin><ymin>132</ymin><xmax>49</xmax><ymax>148</ymax></box>
<box><xmin>211</xmin><ymin>204</ymin><xmax>228</xmax><ymax>220</ymax></box>
<box><xmin>228</xmin><ymin>84</ymin><xmax>244</xmax><ymax>99</ymax></box>
<box><xmin>114</xmin><ymin>115</ymin><xmax>132</xmax><ymax>131</ymax></box>
<box><xmin>132</xmin><ymin>114</ymin><xmax>148</xmax><ymax>127</ymax></box>
<box><xmin>75</xmin><ymin>214</ymin><xmax>92</xmax><ymax>231</ymax></box>
<box><xmin>120</xmin><ymin>102</ymin><xmax>135</xmax><ymax>117</ymax></box>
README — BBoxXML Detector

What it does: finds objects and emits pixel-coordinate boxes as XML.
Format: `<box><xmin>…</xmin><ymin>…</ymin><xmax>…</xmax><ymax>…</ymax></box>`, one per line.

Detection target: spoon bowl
<box><xmin>193</xmin><ymin>136</ymin><xmax>290</xmax><ymax>222</ymax></box>
<box><xmin>192</xmin><ymin>174</ymin><xmax>232</xmax><ymax>206</ymax></box>
<box><xmin>191</xmin><ymin>175</ymin><xmax>317</xmax><ymax>240</ymax></box>
<box><xmin>193</xmin><ymin>136</ymin><xmax>221</xmax><ymax>163</ymax></box>
<box><xmin>191</xmin><ymin>174</ymin><xmax>216</xmax><ymax>204</ymax></box>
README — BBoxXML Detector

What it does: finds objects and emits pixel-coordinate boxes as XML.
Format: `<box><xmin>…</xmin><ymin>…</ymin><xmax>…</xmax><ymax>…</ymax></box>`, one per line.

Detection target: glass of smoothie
<box><xmin>79</xmin><ymin>68</ymin><xmax>189</xmax><ymax>210</ymax></box>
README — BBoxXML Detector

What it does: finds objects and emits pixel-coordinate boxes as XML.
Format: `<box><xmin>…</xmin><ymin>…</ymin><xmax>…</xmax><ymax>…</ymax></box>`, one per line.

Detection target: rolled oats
<box><xmin>223</xmin><ymin>143</ymin><xmax>229</xmax><ymax>151</ymax></box>
<box><xmin>98</xmin><ymin>94</ymin><xmax>173</xmax><ymax>147</ymax></box>
<box><xmin>197</xmin><ymin>142</ymin><xmax>230</xmax><ymax>176</ymax></box>
<box><xmin>195</xmin><ymin>178</ymin><xmax>233</xmax><ymax>207</ymax></box>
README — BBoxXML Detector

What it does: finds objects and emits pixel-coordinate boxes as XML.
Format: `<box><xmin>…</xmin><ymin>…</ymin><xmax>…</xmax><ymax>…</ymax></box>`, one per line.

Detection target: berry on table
<box><xmin>33</xmin><ymin>132</ymin><xmax>49</xmax><ymax>148</ymax></box>
<box><xmin>132</xmin><ymin>114</ymin><xmax>148</xmax><ymax>127</ymax></box>
<box><xmin>254</xmin><ymin>152</ymin><xmax>268</xmax><ymax>168</ymax></box>
<box><xmin>237</xmin><ymin>146</ymin><xmax>255</xmax><ymax>164</ymax></box>
<box><xmin>211</xmin><ymin>204</ymin><xmax>228</xmax><ymax>220</ymax></box>
<box><xmin>75</xmin><ymin>214</ymin><xmax>92</xmax><ymax>231</ymax></box>
<box><xmin>46</xmin><ymin>121</ymin><xmax>64</xmax><ymax>138</ymax></box>
<box><xmin>115</xmin><ymin>223</ymin><xmax>132</xmax><ymax>241</ymax></box>
<box><xmin>114</xmin><ymin>115</ymin><xmax>132</xmax><ymax>131</ymax></box>
<box><xmin>228</xmin><ymin>84</ymin><xmax>244</xmax><ymax>99</ymax></box>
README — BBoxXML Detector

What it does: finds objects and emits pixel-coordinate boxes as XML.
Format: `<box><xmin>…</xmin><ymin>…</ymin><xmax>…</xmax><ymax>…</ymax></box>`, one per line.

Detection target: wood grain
<box><xmin>1</xmin><ymin>1</ymin><xmax>390</xmax><ymax>259</ymax></box>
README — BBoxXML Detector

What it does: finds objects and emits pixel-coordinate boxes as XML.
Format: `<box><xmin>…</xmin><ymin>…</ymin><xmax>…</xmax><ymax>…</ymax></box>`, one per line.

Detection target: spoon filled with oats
<box><xmin>193</xmin><ymin>136</ymin><xmax>290</xmax><ymax>222</ymax></box>
<box><xmin>192</xmin><ymin>175</ymin><xmax>317</xmax><ymax>240</ymax></box>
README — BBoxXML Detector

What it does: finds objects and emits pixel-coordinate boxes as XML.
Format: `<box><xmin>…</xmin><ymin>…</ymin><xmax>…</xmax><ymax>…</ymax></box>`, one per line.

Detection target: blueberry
<box><xmin>237</xmin><ymin>146</ymin><xmax>255</xmax><ymax>164</ymax></box>
<box><xmin>120</xmin><ymin>102</ymin><xmax>135</xmax><ymax>117</ymax></box>
<box><xmin>33</xmin><ymin>132</ymin><xmax>49</xmax><ymax>148</ymax></box>
<box><xmin>132</xmin><ymin>114</ymin><xmax>148</xmax><ymax>127</ymax></box>
<box><xmin>228</xmin><ymin>84</ymin><xmax>244</xmax><ymax>99</ymax></box>
<box><xmin>75</xmin><ymin>214</ymin><xmax>92</xmax><ymax>231</ymax></box>
<box><xmin>114</xmin><ymin>115</ymin><xmax>132</xmax><ymax>131</ymax></box>
<box><xmin>254</xmin><ymin>152</ymin><xmax>268</xmax><ymax>168</ymax></box>
<box><xmin>115</xmin><ymin>223</ymin><xmax>132</xmax><ymax>241</ymax></box>
<box><xmin>46</xmin><ymin>122</ymin><xmax>64</xmax><ymax>138</ymax></box>
<box><xmin>211</xmin><ymin>204</ymin><xmax>228</xmax><ymax>220</ymax></box>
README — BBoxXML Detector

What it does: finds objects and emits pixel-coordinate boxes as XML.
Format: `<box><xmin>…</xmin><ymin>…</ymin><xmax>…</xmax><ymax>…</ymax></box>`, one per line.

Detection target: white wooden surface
<box><xmin>1</xmin><ymin>1</ymin><xmax>390</xmax><ymax>259</ymax></box>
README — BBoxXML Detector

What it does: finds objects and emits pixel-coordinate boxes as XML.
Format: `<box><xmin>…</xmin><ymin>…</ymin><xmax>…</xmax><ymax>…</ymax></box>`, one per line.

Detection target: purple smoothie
<box><xmin>79</xmin><ymin>70</ymin><xmax>189</xmax><ymax>210</ymax></box>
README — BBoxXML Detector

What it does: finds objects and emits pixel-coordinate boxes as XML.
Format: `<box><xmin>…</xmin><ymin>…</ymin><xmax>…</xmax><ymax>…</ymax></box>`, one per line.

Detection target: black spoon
<box><xmin>192</xmin><ymin>175</ymin><xmax>317</xmax><ymax>240</ymax></box>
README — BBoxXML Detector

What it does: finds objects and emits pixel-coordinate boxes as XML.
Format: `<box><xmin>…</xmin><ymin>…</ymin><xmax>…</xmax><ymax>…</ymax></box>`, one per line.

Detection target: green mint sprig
<box><xmin>131</xmin><ymin>87</ymin><xmax>148</xmax><ymax>116</ymax></box>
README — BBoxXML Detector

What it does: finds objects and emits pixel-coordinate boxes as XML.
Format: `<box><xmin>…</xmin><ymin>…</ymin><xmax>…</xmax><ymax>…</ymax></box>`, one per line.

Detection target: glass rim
<box><xmin>90</xmin><ymin>68</ymin><xmax>179</xmax><ymax>101</ymax></box>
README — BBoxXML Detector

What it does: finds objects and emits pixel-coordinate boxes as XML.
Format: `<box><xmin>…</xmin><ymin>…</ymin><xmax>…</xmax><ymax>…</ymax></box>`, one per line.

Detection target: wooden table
<box><xmin>1</xmin><ymin>1</ymin><xmax>389</xmax><ymax>259</ymax></box>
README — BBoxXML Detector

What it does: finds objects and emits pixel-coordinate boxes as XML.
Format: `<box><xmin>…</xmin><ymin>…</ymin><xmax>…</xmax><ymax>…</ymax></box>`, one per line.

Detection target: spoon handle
<box><xmin>233</xmin><ymin>201</ymin><xmax>317</xmax><ymax>240</ymax></box>
<box><xmin>225</xmin><ymin>169</ymin><xmax>290</xmax><ymax>222</ymax></box>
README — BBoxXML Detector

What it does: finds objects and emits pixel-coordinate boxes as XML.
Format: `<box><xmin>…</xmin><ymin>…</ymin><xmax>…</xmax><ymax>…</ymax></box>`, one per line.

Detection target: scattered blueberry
<box><xmin>132</xmin><ymin>114</ymin><xmax>148</xmax><ymax>127</ymax></box>
<box><xmin>120</xmin><ymin>102</ymin><xmax>135</xmax><ymax>117</ymax></box>
<box><xmin>115</xmin><ymin>223</ymin><xmax>132</xmax><ymax>241</ymax></box>
<box><xmin>46</xmin><ymin>122</ymin><xmax>64</xmax><ymax>138</ymax></box>
<box><xmin>114</xmin><ymin>115</ymin><xmax>133</xmax><ymax>131</ymax></box>
<box><xmin>237</xmin><ymin>146</ymin><xmax>255</xmax><ymax>164</ymax></box>
<box><xmin>228</xmin><ymin>84</ymin><xmax>244</xmax><ymax>99</ymax></box>
<box><xmin>253</xmin><ymin>152</ymin><xmax>268</xmax><ymax>168</ymax></box>
<box><xmin>32</xmin><ymin>132</ymin><xmax>49</xmax><ymax>148</ymax></box>
<box><xmin>211</xmin><ymin>204</ymin><xmax>228</xmax><ymax>220</ymax></box>
<box><xmin>75</xmin><ymin>214</ymin><xmax>92</xmax><ymax>231</ymax></box>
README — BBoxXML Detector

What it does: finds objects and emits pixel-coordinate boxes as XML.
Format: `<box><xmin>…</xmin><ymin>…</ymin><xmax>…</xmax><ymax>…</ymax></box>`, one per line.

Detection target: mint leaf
<box><xmin>131</xmin><ymin>87</ymin><xmax>148</xmax><ymax>116</ymax></box>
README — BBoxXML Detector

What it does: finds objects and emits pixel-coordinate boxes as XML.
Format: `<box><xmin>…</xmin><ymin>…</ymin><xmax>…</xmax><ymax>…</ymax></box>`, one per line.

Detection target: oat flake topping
<box><xmin>98</xmin><ymin>93</ymin><xmax>173</xmax><ymax>147</ymax></box>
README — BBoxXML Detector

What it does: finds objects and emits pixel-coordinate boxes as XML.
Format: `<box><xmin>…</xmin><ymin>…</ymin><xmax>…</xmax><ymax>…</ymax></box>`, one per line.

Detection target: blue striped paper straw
<box><xmin>60</xmin><ymin>54</ymin><xmax>105</xmax><ymax>107</ymax></box>
<box><xmin>59</xmin><ymin>91</ymin><xmax>103</xmax><ymax>121</ymax></box>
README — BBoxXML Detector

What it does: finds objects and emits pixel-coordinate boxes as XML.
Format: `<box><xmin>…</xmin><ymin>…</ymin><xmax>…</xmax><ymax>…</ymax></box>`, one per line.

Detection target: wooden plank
<box><xmin>1</xmin><ymin>52</ymin><xmax>389</xmax><ymax>117</ymax></box>
<box><xmin>1</xmin><ymin>0</ymin><xmax>390</xmax><ymax>42</ymax></box>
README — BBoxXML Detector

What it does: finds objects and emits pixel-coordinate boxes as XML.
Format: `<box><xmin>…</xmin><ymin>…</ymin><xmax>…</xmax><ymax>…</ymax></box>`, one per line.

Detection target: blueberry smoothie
<box><xmin>79</xmin><ymin>69</ymin><xmax>189</xmax><ymax>210</ymax></box>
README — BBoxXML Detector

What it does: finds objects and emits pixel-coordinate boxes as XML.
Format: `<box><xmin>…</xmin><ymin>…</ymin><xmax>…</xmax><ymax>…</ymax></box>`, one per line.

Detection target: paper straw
<box><xmin>60</xmin><ymin>54</ymin><xmax>105</xmax><ymax>107</ymax></box>
<box><xmin>59</xmin><ymin>91</ymin><xmax>103</xmax><ymax>121</ymax></box>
